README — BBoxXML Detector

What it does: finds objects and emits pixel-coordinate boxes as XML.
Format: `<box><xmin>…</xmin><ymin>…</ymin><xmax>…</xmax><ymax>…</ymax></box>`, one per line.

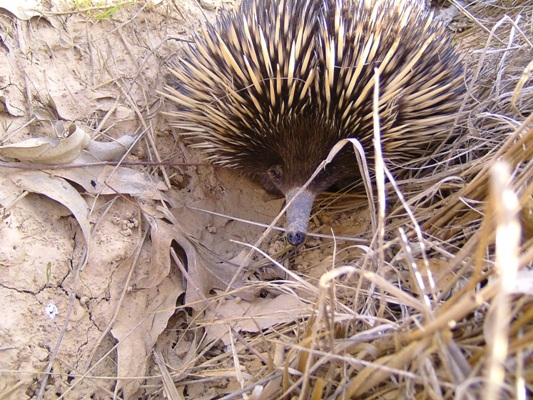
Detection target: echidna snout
<box><xmin>285</xmin><ymin>188</ymin><xmax>316</xmax><ymax>246</ymax></box>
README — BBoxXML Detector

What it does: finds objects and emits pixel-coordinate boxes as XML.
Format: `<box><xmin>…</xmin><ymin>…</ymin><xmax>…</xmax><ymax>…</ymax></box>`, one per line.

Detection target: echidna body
<box><xmin>164</xmin><ymin>0</ymin><xmax>465</xmax><ymax>245</ymax></box>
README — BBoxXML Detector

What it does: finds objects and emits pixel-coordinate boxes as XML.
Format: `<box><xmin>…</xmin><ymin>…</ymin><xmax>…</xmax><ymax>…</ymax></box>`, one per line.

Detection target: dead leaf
<box><xmin>203</xmin><ymin>293</ymin><xmax>311</xmax><ymax>345</ymax></box>
<box><xmin>0</xmin><ymin>0</ymin><xmax>42</xmax><ymax>20</ymax></box>
<box><xmin>54</xmin><ymin>165</ymin><xmax>168</xmax><ymax>200</ymax></box>
<box><xmin>141</xmin><ymin>217</ymin><xmax>252</xmax><ymax>306</ymax></box>
<box><xmin>133</xmin><ymin>218</ymin><xmax>177</xmax><ymax>289</ymax></box>
<box><xmin>0</xmin><ymin>124</ymin><xmax>90</xmax><ymax>164</ymax></box>
<box><xmin>0</xmin><ymin>92</ymin><xmax>25</xmax><ymax>116</ymax></box>
<box><xmin>6</xmin><ymin>170</ymin><xmax>92</xmax><ymax>253</ymax></box>
<box><xmin>84</xmin><ymin>135</ymin><xmax>137</xmax><ymax>162</ymax></box>
<box><xmin>111</xmin><ymin>272</ymin><xmax>183</xmax><ymax>398</ymax></box>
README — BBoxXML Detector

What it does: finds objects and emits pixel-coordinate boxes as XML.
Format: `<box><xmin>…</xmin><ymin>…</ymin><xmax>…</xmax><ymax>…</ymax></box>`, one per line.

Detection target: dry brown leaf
<box><xmin>163</xmin><ymin>168</ymin><xmax>284</xmax><ymax>307</ymax></box>
<box><xmin>0</xmin><ymin>125</ymin><xmax>137</xmax><ymax>166</ymax></box>
<box><xmin>133</xmin><ymin>218</ymin><xmax>182</xmax><ymax>289</ymax></box>
<box><xmin>6</xmin><ymin>169</ymin><xmax>93</xmax><ymax>254</ymax></box>
<box><xmin>152</xmin><ymin>213</ymin><xmax>256</xmax><ymax>308</ymax></box>
<box><xmin>0</xmin><ymin>124</ymin><xmax>90</xmax><ymax>164</ymax></box>
<box><xmin>203</xmin><ymin>293</ymin><xmax>311</xmax><ymax>345</ymax></box>
<box><xmin>172</xmin><ymin>167</ymin><xmax>283</xmax><ymax>254</ymax></box>
<box><xmin>0</xmin><ymin>93</ymin><xmax>25</xmax><ymax>117</ymax></box>
<box><xmin>83</xmin><ymin>134</ymin><xmax>137</xmax><ymax>162</ymax></box>
<box><xmin>55</xmin><ymin>165</ymin><xmax>168</xmax><ymax>199</ymax></box>
<box><xmin>0</xmin><ymin>0</ymin><xmax>42</xmax><ymax>20</ymax></box>
<box><xmin>0</xmin><ymin>174</ymin><xmax>74</xmax><ymax>291</ymax></box>
<box><xmin>111</xmin><ymin>272</ymin><xmax>183</xmax><ymax>398</ymax></box>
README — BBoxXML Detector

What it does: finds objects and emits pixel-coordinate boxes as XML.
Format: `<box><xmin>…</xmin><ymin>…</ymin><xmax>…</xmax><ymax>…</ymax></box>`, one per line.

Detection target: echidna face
<box><xmin>232</xmin><ymin>115</ymin><xmax>358</xmax><ymax>245</ymax></box>
<box><xmin>263</xmin><ymin>157</ymin><xmax>353</xmax><ymax>246</ymax></box>
<box><xmin>247</xmin><ymin>115</ymin><xmax>350</xmax><ymax>194</ymax></box>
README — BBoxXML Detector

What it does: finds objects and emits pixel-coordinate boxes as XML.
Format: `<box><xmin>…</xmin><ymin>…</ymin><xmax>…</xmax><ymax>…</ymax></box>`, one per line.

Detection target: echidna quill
<box><xmin>163</xmin><ymin>0</ymin><xmax>465</xmax><ymax>245</ymax></box>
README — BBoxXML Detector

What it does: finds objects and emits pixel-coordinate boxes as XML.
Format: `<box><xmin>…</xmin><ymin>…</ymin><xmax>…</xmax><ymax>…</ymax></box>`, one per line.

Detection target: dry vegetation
<box><xmin>0</xmin><ymin>0</ymin><xmax>531</xmax><ymax>399</ymax></box>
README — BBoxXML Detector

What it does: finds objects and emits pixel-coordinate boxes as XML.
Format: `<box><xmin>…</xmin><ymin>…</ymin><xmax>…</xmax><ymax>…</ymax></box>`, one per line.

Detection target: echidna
<box><xmin>163</xmin><ymin>0</ymin><xmax>465</xmax><ymax>245</ymax></box>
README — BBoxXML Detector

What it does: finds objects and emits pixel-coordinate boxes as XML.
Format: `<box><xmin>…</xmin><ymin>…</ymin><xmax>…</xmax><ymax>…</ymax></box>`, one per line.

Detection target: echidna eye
<box><xmin>268</xmin><ymin>165</ymin><xmax>283</xmax><ymax>182</ymax></box>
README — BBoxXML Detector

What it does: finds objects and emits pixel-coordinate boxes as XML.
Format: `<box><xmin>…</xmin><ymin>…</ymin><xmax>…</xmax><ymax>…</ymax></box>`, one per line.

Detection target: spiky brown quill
<box><xmin>163</xmin><ymin>0</ymin><xmax>465</xmax><ymax>245</ymax></box>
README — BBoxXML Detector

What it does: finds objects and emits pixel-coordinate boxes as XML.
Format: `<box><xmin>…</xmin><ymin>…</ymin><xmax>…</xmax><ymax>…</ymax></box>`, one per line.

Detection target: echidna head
<box><xmin>241</xmin><ymin>114</ymin><xmax>354</xmax><ymax>245</ymax></box>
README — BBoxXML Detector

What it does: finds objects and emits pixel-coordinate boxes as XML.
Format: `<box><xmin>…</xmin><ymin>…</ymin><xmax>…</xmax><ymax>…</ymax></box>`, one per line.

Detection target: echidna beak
<box><xmin>285</xmin><ymin>188</ymin><xmax>316</xmax><ymax>246</ymax></box>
